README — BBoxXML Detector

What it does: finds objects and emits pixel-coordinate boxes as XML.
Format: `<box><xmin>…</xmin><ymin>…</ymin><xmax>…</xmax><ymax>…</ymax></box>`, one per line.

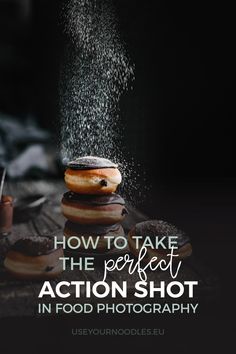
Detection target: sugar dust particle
<box><xmin>59</xmin><ymin>0</ymin><xmax>148</xmax><ymax>204</ymax></box>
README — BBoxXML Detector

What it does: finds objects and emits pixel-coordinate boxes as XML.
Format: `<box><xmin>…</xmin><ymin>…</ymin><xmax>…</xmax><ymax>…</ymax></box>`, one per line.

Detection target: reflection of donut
<box><xmin>128</xmin><ymin>220</ymin><xmax>192</xmax><ymax>263</ymax></box>
<box><xmin>63</xmin><ymin>221</ymin><xmax>125</xmax><ymax>252</ymax></box>
<box><xmin>61</xmin><ymin>192</ymin><xmax>127</xmax><ymax>225</ymax></box>
<box><xmin>65</xmin><ymin>156</ymin><xmax>121</xmax><ymax>195</ymax></box>
<box><xmin>4</xmin><ymin>236</ymin><xmax>63</xmax><ymax>280</ymax></box>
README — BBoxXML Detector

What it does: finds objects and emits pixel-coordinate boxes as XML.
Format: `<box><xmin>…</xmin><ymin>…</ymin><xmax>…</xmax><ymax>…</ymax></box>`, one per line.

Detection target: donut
<box><xmin>64</xmin><ymin>156</ymin><xmax>121</xmax><ymax>195</ymax></box>
<box><xmin>4</xmin><ymin>236</ymin><xmax>64</xmax><ymax>280</ymax></box>
<box><xmin>128</xmin><ymin>220</ymin><xmax>192</xmax><ymax>263</ymax></box>
<box><xmin>61</xmin><ymin>192</ymin><xmax>127</xmax><ymax>225</ymax></box>
<box><xmin>63</xmin><ymin>221</ymin><xmax>125</xmax><ymax>252</ymax></box>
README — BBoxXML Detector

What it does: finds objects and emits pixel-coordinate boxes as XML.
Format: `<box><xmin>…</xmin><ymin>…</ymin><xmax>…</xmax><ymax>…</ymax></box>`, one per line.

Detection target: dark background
<box><xmin>0</xmin><ymin>0</ymin><xmax>235</xmax><ymax>351</ymax></box>
<box><xmin>0</xmin><ymin>0</ymin><xmax>235</xmax><ymax>182</ymax></box>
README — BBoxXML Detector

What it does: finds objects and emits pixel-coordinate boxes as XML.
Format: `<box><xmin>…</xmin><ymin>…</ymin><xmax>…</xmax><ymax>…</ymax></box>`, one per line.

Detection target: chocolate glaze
<box><xmin>12</xmin><ymin>236</ymin><xmax>60</xmax><ymax>256</ymax></box>
<box><xmin>132</xmin><ymin>220</ymin><xmax>190</xmax><ymax>248</ymax></box>
<box><xmin>67</xmin><ymin>156</ymin><xmax>118</xmax><ymax>170</ymax></box>
<box><xmin>63</xmin><ymin>191</ymin><xmax>125</xmax><ymax>206</ymax></box>
<box><xmin>65</xmin><ymin>221</ymin><xmax>122</xmax><ymax>235</ymax></box>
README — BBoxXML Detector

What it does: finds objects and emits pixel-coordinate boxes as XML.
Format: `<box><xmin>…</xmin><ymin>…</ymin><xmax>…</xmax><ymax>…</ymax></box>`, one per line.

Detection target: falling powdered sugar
<box><xmin>60</xmin><ymin>0</ymin><xmax>148</xmax><ymax>204</ymax></box>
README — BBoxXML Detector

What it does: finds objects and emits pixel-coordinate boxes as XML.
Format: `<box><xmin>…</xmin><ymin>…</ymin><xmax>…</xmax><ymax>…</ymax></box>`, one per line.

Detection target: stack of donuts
<box><xmin>61</xmin><ymin>156</ymin><xmax>127</xmax><ymax>253</ymax></box>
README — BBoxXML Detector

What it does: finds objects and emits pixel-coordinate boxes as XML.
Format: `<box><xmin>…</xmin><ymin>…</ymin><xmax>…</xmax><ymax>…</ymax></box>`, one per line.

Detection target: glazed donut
<box><xmin>61</xmin><ymin>192</ymin><xmax>127</xmax><ymax>225</ymax></box>
<box><xmin>64</xmin><ymin>156</ymin><xmax>121</xmax><ymax>195</ymax></box>
<box><xmin>128</xmin><ymin>220</ymin><xmax>192</xmax><ymax>263</ymax></box>
<box><xmin>4</xmin><ymin>236</ymin><xmax>64</xmax><ymax>280</ymax></box>
<box><xmin>63</xmin><ymin>221</ymin><xmax>125</xmax><ymax>252</ymax></box>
